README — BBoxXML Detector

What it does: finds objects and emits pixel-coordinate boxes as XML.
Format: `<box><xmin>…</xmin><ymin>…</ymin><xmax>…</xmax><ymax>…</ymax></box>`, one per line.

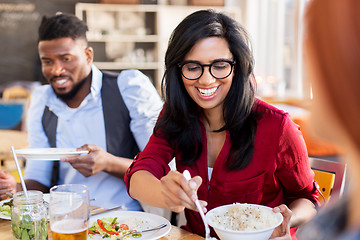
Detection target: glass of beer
<box><xmin>49</xmin><ymin>184</ymin><xmax>89</xmax><ymax>240</ymax></box>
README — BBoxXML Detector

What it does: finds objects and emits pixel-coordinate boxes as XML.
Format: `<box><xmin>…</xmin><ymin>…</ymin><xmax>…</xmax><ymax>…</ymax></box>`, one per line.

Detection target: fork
<box><xmin>183</xmin><ymin>170</ymin><xmax>215</xmax><ymax>240</ymax></box>
<box><xmin>116</xmin><ymin>223</ymin><xmax>167</xmax><ymax>240</ymax></box>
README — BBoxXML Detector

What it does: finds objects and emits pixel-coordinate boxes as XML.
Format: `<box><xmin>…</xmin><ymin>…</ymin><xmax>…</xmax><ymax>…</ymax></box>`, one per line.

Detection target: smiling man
<box><xmin>0</xmin><ymin>13</ymin><xmax>163</xmax><ymax>210</ymax></box>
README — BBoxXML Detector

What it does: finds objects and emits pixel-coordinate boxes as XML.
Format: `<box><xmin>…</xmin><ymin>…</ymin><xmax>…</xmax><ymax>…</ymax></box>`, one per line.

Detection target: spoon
<box><xmin>183</xmin><ymin>170</ymin><xmax>215</xmax><ymax>240</ymax></box>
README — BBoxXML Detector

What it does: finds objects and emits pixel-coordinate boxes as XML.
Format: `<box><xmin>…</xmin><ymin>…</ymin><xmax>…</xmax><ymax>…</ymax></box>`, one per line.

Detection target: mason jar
<box><xmin>11</xmin><ymin>190</ymin><xmax>48</xmax><ymax>240</ymax></box>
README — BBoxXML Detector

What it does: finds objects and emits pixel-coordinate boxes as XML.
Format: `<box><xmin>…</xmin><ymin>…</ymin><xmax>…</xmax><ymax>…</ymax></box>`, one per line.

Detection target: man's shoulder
<box><xmin>115</xmin><ymin>69</ymin><xmax>155</xmax><ymax>92</ymax></box>
<box><xmin>30</xmin><ymin>84</ymin><xmax>54</xmax><ymax>105</ymax></box>
<box><xmin>31</xmin><ymin>84</ymin><xmax>53</xmax><ymax>98</ymax></box>
<box><xmin>101</xmin><ymin>69</ymin><xmax>144</xmax><ymax>78</ymax></box>
<box><xmin>101</xmin><ymin>69</ymin><xmax>148</xmax><ymax>85</ymax></box>
<box><xmin>117</xmin><ymin>69</ymin><xmax>148</xmax><ymax>83</ymax></box>
<box><xmin>27</xmin><ymin>85</ymin><xmax>53</xmax><ymax>122</ymax></box>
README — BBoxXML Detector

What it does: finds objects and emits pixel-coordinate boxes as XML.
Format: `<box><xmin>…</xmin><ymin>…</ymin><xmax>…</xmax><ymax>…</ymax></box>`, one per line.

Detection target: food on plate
<box><xmin>0</xmin><ymin>199</ymin><xmax>13</xmax><ymax>217</ymax></box>
<box><xmin>208</xmin><ymin>203</ymin><xmax>279</xmax><ymax>231</ymax></box>
<box><xmin>88</xmin><ymin>217</ymin><xmax>142</xmax><ymax>239</ymax></box>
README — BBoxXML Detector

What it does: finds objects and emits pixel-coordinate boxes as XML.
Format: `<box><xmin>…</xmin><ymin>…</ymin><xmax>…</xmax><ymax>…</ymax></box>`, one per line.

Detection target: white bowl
<box><xmin>206</xmin><ymin>203</ymin><xmax>283</xmax><ymax>240</ymax></box>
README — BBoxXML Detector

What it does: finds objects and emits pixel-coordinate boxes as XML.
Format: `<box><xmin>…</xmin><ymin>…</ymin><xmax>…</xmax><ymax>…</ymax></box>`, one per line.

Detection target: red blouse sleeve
<box><xmin>276</xmin><ymin>115</ymin><xmax>320</xmax><ymax>207</ymax></box>
<box><xmin>124</xmin><ymin>128</ymin><xmax>175</xmax><ymax>195</ymax></box>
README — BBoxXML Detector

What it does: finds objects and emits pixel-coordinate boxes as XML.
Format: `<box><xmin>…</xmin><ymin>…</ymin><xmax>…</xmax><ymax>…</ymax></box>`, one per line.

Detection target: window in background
<box><xmin>243</xmin><ymin>0</ymin><xmax>309</xmax><ymax>100</ymax></box>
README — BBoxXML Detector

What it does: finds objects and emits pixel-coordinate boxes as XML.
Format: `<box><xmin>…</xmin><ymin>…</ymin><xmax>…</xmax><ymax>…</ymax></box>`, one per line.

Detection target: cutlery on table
<box><xmin>116</xmin><ymin>223</ymin><xmax>167</xmax><ymax>240</ymax></box>
<box><xmin>183</xmin><ymin>170</ymin><xmax>216</xmax><ymax>240</ymax></box>
<box><xmin>90</xmin><ymin>205</ymin><xmax>123</xmax><ymax>216</ymax></box>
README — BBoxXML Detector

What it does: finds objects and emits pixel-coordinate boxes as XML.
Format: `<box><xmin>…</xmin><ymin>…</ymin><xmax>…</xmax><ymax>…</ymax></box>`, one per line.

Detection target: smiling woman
<box><xmin>180</xmin><ymin>37</ymin><xmax>234</xmax><ymax>110</ymax></box>
<box><xmin>125</xmin><ymin>9</ymin><xmax>320</xmax><ymax>240</ymax></box>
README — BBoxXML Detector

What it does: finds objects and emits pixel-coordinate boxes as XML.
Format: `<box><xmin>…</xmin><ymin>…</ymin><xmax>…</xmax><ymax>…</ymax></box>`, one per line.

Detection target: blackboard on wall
<box><xmin>0</xmin><ymin>0</ymin><xmax>97</xmax><ymax>87</ymax></box>
<box><xmin>0</xmin><ymin>1</ymin><xmax>41</xmax><ymax>86</ymax></box>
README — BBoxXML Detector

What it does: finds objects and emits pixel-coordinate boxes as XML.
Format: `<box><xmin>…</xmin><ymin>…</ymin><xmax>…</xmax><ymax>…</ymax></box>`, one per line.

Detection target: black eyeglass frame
<box><xmin>177</xmin><ymin>59</ymin><xmax>236</xmax><ymax>80</ymax></box>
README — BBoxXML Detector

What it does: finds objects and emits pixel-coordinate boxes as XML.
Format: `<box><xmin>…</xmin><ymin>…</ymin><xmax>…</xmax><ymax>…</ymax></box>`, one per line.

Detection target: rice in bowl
<box><xmin>206</xmin><ymin>203</ymin><xmax>283</xmax><ymax>240</ymax></box>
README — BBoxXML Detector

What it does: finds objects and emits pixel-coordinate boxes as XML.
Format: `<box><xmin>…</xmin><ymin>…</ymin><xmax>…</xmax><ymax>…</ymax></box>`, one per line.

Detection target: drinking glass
<box><xmin>49</xmin><ymin>184</ymin><xmax>89</xmax><ymax>240</ymax></box>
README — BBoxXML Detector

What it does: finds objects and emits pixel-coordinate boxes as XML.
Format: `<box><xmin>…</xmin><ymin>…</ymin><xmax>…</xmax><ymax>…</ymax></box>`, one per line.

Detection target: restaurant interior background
<box><xmin>0</xmin><ymin>0</ymin><xmax>346</xmax><ymax>206</ymax></box>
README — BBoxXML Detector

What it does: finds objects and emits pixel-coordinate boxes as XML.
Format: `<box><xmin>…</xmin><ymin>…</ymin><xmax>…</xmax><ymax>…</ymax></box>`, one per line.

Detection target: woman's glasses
<box><xmin>178</xmin><ymin>59</ymin><xmax>236</xmax><ymax>80</ymax></box>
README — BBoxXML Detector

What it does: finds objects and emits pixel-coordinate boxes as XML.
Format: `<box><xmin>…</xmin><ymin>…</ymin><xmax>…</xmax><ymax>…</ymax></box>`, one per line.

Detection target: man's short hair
<box><xmin>38</xmin><ymin>13</ymin><xmax>88</xmax><ymax>42</ymax></box>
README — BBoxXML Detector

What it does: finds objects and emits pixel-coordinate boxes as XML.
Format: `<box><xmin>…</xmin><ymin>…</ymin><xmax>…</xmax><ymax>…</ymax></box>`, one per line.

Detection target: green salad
<box><xmin>0</xmin><ymin>199</ymin><xmax>12</xmax><ymax>217</ymax></box>
<box><xmin>88</xmin><ymin>217</ymin><xmax>141</xmax><ymax>239</ymax></box>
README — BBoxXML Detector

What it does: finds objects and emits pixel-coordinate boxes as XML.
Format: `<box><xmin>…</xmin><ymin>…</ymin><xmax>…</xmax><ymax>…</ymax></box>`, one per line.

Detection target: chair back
<box><xmin>309</xmin><ymin>157</ymin><xmax>346</xmax><ymax>205</ymax></box>
<box><xmin>0</xmin><ymin>101</ymin><xmax>24</xmax><ymax>129</ymax></box>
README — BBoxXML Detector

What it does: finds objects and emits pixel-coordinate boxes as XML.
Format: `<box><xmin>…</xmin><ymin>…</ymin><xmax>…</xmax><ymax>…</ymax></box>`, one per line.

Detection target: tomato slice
<box><xmin>119</xmin><ymin>224</ymin><xmax>129</xmax><ymax>230</ymax></box>
<box><xmin>97</xmin><ymin>219</ymin><xmax>119</xmax><ymax>235</ymax></box>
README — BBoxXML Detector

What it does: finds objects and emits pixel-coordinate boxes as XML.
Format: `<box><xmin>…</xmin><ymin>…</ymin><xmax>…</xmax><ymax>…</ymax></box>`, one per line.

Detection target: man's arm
<box><xmin>0</xmin><ymin>170</ymin><xmax>50</xmax><ymax>200</ymax></box>
<box><xmin>20</xmin><ymin>180</ymin><xmax>50</xmax><ymax>193</ymax></box>
<box><xmin>25</xmin><ymin>86</ymin><xmax>56</xmax><ymax>188</ymax></box>
<box><xmin>61</xmin><ymin>144</ymin><xmax>133</xmax><ymax>178</ymax></box>
<box><xmin>117</xmin><ymin>69</ymin><xmax>163</xmax><ymax>151</ymax></box>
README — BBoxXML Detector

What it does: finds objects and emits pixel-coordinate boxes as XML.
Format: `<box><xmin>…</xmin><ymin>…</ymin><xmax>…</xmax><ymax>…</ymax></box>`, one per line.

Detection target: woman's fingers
<box><xmin>160</xmin><ymin>171</ymin><xmax>197</xmax><ymax>211</ymax></box>
<box><xmin>270</xmin><ymin>204</ymin><xmax>292</xmax><ymax>239</ymax></box>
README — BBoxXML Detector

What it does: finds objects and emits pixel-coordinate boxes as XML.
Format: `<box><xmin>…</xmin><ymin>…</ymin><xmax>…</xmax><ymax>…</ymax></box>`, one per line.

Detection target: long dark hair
<box><xmin>155</xmin><ymin>10</ymin><xmax>258</xmax><ymax>170</ymax></box>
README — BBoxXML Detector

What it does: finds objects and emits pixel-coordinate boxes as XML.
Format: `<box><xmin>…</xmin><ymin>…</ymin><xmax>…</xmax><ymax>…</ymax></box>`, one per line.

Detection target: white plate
<box><xmin>88</xmin><ymin>210</ymin><xmax>171</xmax><ymax>240</ymax></box>
<box><xmin>0</xmin><ymin>193</ymin><xmax>50</xmax><ymax>220</ymax></box>
<box><xmin>15</xmin><ymin>148</ymin><xmax>89</xmax><ymax>160</ymax></box>
<box><xmin>0</xmin><ymin>198</ymin><xmax>12</xmax><ymax>220</ymax></box>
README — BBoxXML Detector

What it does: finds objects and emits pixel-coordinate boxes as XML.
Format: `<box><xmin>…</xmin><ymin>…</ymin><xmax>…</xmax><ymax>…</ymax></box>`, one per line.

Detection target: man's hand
<box><xmin>0</xmin><ymin>170</ymin><xmax>17</xmax><ymax>200</ymax></box>
<box><xmin>61</xmin><ymin>144</ymin><xmax>111</xmax><ymax>177</ymax></box>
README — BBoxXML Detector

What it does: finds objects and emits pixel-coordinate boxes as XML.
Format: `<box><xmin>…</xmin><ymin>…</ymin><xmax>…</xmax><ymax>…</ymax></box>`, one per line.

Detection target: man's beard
<box><xmin>53</xmin><ymin>77</ymin><xmax>87</xmax><ymax>102</ymax></box>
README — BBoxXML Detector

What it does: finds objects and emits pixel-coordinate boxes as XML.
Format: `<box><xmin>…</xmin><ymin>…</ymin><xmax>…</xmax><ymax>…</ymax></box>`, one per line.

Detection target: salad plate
<box><xmin>88</xmin><ymin>210</ymin><xmax>171</xmax><ymax>240</ymax></box>
<box><xmin>0</xmin><ymin>198</ymin><xmax>12</xmax><ymax>220</ymax></box>
<box><xmin>15</xmin><ymin>148</ymin><xmax>89</xmax><ymax>160</ymax></box>
<box><xmin>0</xmin><ymin>193</ymin><xmax>50</xmax><ymax>220</ymax></box>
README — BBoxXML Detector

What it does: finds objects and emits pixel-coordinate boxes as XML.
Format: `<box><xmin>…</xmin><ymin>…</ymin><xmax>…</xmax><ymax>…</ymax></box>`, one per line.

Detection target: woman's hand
<box><xmin>269</xmin><ymin>204</ymin><xmax>292</xmax><ymax>240</ymax></box>
<box><xmin>160</xmin><ymin>170</ymin><xmax>204</xmax><ymax>213</ymax></box>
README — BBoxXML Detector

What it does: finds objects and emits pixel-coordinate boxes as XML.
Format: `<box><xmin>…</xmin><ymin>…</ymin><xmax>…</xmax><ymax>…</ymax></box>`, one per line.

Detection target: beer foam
<box><xmin>51</xmin><ymin>219</ymin><xmax>87</xmax><ymax>234</ymax></box>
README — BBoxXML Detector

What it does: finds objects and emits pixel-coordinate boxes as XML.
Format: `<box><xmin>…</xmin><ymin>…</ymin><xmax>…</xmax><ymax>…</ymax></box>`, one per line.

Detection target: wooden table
<box><xmin>0</xmin><ymin>218</ymin><xmax>204</xmax><ymax>240</ymax></box>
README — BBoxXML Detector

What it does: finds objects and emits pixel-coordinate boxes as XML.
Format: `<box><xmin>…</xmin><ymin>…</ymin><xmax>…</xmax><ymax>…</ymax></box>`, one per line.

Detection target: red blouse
<box><xmin>125</xmin><ymin>99</ymin><xmax>320</xmax><ymax>238</ymax></box>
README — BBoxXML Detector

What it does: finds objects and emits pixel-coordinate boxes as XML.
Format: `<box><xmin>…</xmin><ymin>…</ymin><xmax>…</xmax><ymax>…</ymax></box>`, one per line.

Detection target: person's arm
<box><xmin>0</xmin><ymin>171</ymin><xmax>17</xmax><ymax>200</ymax></box>
<box><xmin>288</xmin><ymin>198</ymin><xmax>317</xmax><ymax>227</ymax></box>
<box><xmin>270</xmin><ymin>198</ymin><xmax>317</xmax><ymax>240</ymax></box>
<box><xmin>21</xmin><ymin>180</ymin><xmax>49</xmax><ymax>193</ymax></box>
<box><xmin>129</xmin><ymin>170</ymin><xmax>166</xmax><ymax>208</ymax></box>
<box><xmin>61</xmin><ymin>144</ymin><xmax>132</xmax><ymax>178</ymax></box>
<box><xmin>129</xmin><ymin>170</ymin><xmax>202</xmax><ymax>213</ymax></box>
<box><xmin>0</xmin><ymin>170</ymin><xmax>50</xmax><ymax>200</ymax></box>
<box><xmin>277</xmin><ymin>115</ymin><xmax>320</xmax><ymax>205</ymax></box>
<box><xmin>269</xmin><ymin>114</ymin><xmax>319</xmax><ymax>240</ymax></box>
<box><xmin>117</xmin><ymin>69</ymin><xmax>163</xmax><ymax>151</ymax></box>
<box><xmin>24</xmin><ymin>86</ymin><xmax>55</xmax><ymax>189</ymax></box>
<box><xmin>124</xmin><ymin>116</ymin><xmax>202</xmax><ymax>212</ymax></box>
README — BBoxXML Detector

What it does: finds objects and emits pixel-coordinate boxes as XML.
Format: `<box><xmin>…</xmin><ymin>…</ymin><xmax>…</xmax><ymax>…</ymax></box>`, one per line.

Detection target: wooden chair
<box><xmin>309</xmin><ymin>157</ymin><xmax>347</xmax><ymax>205</ymax></box>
